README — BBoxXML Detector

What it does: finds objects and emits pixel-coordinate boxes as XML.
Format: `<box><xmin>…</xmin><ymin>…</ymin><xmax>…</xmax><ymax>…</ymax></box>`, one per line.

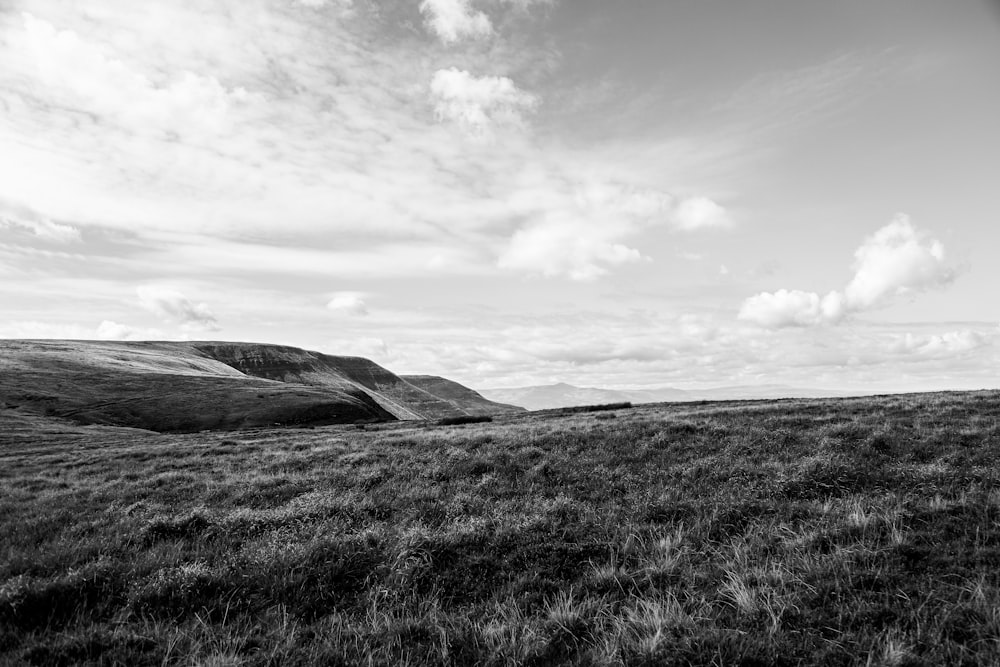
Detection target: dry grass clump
<box><xmin>3</xmin><ymin>390</ymin><xmax>1000</xmax><ymax>664</ymax></box>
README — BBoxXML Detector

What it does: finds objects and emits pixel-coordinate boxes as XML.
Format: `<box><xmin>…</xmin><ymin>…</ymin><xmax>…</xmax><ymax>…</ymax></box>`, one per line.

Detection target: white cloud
<box><xmin>0</xmin><ymin>319</ymin><xmax>162</xmax><ymax>340</ymax></box>
<box><xmin>499</xmin><ymin>214</ymin><xmax>641</xmax><ymax>280</ymax></box>
<box><xmin>738</xmin><ymin>289</ymin><xmax>843</xmax><ymax>328</ymax></box>
<box><xmin>19</xmin><ymin>13</ymin><xmax>259</xmax><ymax>140</ymax></box>
<box><xmin>0</xmin><ymin>321</ymin><xmax>96</xmax><ymax>339</ymax></box>
<box><xmin>0</xmin><ymin>214</ymin><xmax>80</xmax><ymax>243</ymax></box>
<box><xmin>96</xmin><ymin>320</ymin><xmax>138</xmax><ymax>340</ymax></box>
<box><xmin>673</xmin><ymin>197</ymin><xmax>732</xmax><ymax>231</ymax></box>
<box><xmin>419</xmin><ymin>0</ymin><xmax>493</xmax><ymax>44</ymax></box>
<box><xmin>499</xmin><ymin>182</ymin><xmax>729</xmax><ymax>280</ymax></box>
<box><xmin>739</xmin><ymin>216</ymin><xmax>956</xmax><ymax>328</ymax></box>
<box><xmin>0</xmin><ymin>2</ymin><xmax>724</xmax><ymax>287</ymax></box>
<box><xmin>888</xmin><ymin>330</ymin><xmax>988</xmax><ymax>358</ymax></box>
<box><xmin>95</xmin><ymin>320</ymin><xmax>164</xmax><ymax>340</ymax></box>
<box><xmin>844</xmin><ymin>214</ymin><xmax>955</xmax><ymax>309</ymax></box>
<box><xmin>326</xmin><ymin>291</ymin><xmax>369</xmax><ymax>316</ymax></box>
<box><xmin>136</xmin><ymin>286</ymin><xmax>220</xmax><ymax>331</ymax></box>
<box><xmin>430</xmin><ymin>68</ymin><xmax>537</xmax><ymax>135</ymax></box>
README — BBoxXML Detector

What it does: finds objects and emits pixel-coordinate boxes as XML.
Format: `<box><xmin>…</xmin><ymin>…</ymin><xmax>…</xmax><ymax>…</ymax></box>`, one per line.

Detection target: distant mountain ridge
<box><xmin>480</xmin><ymin>382</ymin><xmax>851</xmax><ymax>411</ymax></box>
<box><xmin>0</xmin><ymin>340</ymin><xmax>520</xmax><ymax>432</ymax></box>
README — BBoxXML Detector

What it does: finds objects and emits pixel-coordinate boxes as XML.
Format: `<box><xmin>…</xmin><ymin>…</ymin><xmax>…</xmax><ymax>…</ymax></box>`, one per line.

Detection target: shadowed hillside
<box><xmin>0</xmin><ymin>340</ymin><xmax>517</xmax><ymax>432</ymax></box>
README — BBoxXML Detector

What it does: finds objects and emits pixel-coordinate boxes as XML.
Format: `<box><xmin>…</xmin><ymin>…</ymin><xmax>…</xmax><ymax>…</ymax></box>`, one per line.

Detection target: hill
<box><xmin>401</xmin><ymin>374</ymin><xmax>525</xmax><ymax>416</ymax></box>
<box><xmin>481</xmin><ymin>382</ymin><xmax>849</xmax><ymax>410</ymax></box>
<box><xmin>2</xmin><ymin>390</ymin><xmax>1000</xmax><ymax>665</ymax></box>
<box><xmin>0</xmin><ymin>340</ymin><xmax>518</xmax><ymax>432</ymax></box>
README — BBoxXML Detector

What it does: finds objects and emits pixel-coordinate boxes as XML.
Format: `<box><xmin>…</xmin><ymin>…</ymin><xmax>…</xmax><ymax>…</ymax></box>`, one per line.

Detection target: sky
<box><xmin>1</xmin><ymin>0</ymin><xmax>998</xmax><ymax>393</ymax></box>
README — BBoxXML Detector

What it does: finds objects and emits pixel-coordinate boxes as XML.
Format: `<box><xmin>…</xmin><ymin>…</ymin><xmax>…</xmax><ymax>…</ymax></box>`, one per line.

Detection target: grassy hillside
<box><xmin>0</xmin><ymin>340</ymin><xmax>394</xmax><ymax>431</ymax></box>
<box><xmin>189</xmin><ymin>343</ymin><xmax>487</xmax><ymax>420</ymax></box>
<box><xmin>3</xmin><ymin>391</ymin><xmax>1000</xmax><ymax>665</ymax></box>
<box><xmin>0</xmin><ymin>341</ymin><xmax>520</xmax><ymax>432</ymax></box>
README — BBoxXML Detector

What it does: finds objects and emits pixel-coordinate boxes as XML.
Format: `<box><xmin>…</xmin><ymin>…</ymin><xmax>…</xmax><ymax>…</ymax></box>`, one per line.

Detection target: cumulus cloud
<box><xmin>430</xmin><ymin>68</ymin><xmax>537</xmax><ymax>135</ymax></box>
<box><xmin>738</xmin><ymin>289</ymin><xmax>844</xmax><ymax>328</ymax></box>
<box><xmin>418</xmin><ymin>0</ymin><xmax>554</xmax><ymax>44</ymax></box>
<box><xmin>419</xmin><ymin>0</ymin><xmax>493</xmax><ymax>44</ymax></box>
<box><xmin>500</xmin><ymin>214</ymin><xmax>641</xmax><ymax>281</ymax></box>
<box><xmin>499</xmin><ymin>182</ymin><xmax>730</xmax><ymax>280</ymax></box>
<box><xmin>326</xmin><ymin>291</ymin><xmax>369</xmax><ymax>316</ymax></box>
<box><xmin>843</xmin><ymin>215</ymin><xmax>955</xmax><ymax>309</ymax></box>
<box><xmin>739</xmin><ymin>215</ymin><xmax>956</xmax><ymax>327</ymax></box>
<box><xmin>0</xmin><ymin>214</ymin><xmax>80</xmax><ymax>243</ymax></box>
<box><xmin>136</xmin><ymin>286</ymin><xmax>220</xmax><ymax>331</ymax></box>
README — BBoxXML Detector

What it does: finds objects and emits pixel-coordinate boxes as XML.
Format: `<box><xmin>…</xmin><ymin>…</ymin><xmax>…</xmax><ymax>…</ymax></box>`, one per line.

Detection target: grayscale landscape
<box><xmin>2</xmin><ymin>0</ymin><xmax>999</xmax><ymax>665</ymax></box>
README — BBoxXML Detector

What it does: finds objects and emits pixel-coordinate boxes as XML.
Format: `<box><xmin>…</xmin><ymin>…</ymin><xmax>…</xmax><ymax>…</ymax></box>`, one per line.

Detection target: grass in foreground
<box><xmin>2</xmin><ymin>391</ymin><xmax>1000</xmax><ymax>665</ymax></box>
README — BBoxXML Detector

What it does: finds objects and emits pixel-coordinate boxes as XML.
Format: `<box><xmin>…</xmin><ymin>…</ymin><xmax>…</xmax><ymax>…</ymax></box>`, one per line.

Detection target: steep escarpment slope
<box><xmin>0</xmin><ymin>340</ymin><xmax>394</xmax><ymax>432</ymax></box>
<box><xmin>189</xmin><ymin>343</ymin><xmax>473</xmax><ymax>420</ymax></box>
<box><xmin>402</xmin><ymin>375</ymin><xmax>525</xmax><ymax>415</ymax></box>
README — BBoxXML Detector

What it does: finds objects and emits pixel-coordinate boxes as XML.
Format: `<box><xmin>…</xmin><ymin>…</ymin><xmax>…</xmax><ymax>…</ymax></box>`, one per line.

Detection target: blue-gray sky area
<box><xmin>1</xmin><ymin>0</ymin><xmax>997</xmax><ymax>392</ymax></box>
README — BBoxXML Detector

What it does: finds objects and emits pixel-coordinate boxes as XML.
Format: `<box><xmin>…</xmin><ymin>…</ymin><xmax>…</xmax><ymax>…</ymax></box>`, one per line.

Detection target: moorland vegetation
<box><xmin>3</xmin><ymin>391</ymin><xmax>1000</xmax><ymax>665</ymax></box>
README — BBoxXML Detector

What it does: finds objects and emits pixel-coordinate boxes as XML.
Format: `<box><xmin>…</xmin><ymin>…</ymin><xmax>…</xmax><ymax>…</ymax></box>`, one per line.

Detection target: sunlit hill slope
<box><xmin>0</xmin><ymin>340</ymin><xmax>523</xmax><ymax>432</ymax></box>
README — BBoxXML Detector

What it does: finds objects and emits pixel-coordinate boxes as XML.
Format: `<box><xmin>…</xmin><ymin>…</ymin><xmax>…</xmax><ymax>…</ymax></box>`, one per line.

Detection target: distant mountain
<box><xmin>479</xmin><ymin>383</ymin><xmax>634</xmax><ymax>411</ymax></box>
<box><xmin>480</xmin><ymin>382</ymin><xmax>850</xmax><ymax>411</ymax></box>
<box><xmin>0</xmin><ymin>340</ymin><xmax>520</xmax><ymax>432</ymax></box>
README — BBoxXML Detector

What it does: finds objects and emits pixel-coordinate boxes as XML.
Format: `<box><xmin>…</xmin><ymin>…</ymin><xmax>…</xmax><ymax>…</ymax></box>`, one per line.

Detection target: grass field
<box><xmin>3</xmin><ymin>391</ymin><xmax>1000</xmax><ymax>665</ymax></box>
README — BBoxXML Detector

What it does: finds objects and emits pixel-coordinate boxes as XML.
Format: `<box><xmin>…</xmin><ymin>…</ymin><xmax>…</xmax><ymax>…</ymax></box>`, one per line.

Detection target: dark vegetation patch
<box><xmin>559</xmin><ymin>401</ymin><xmax>633</xmax><ymax>414</ymax></box>
<box><xmin>3</xmin><ymin>391</ymin><xmax>1000</xmax><ymax>665</ymax></box>
<box><xmin>436</xmin><ymin>415</ymin><xmax>494</xmax><ymax>426</ymax></box>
